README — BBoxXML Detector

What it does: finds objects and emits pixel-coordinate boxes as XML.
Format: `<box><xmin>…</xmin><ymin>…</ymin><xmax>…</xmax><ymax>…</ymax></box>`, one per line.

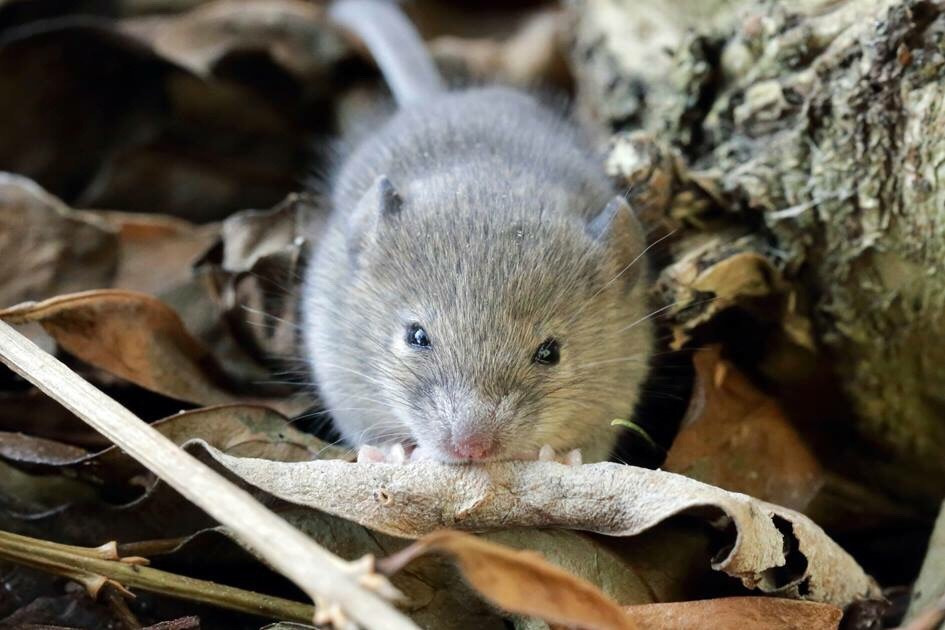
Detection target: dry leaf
<box><xmin>621</xmin><ymin>597</ymin><xmax>842</xmax><ymax>630</ymax></box>
<box><xmin>0</xmin><ymin>173</ymin><xmax>117</xmax><ymax>308</ymax></box>
<box><xmin>93</xmin><ymin>211</ymin><xmax>219</xmax><ymax>297</ymax></box>
<box><xmin>655</xmin><ymin>235</ymin><xmax>813</xmax><ymax>351</ymax></box>
<box><xmin>663</xmin><ymin>346</ymin><xmax>823</xmax><ymax>512</ymax></box>
<box><xmin>430</xmin><ymin>9</ymin><xmax>570</xmax><ymax>88</ymax></box>
<box><xmin>123</xmin><ymin>0</ymin><xmax>347</xmax><ymax>83</ymax></box>
<box><xmin>0</xmin><ymin>290</ymin><xmax>237</xmax><ymax>406</ymax></box>
<box><xmin>197</xmin><ymin>192</ymin><xmax>325</xmax><ymax>362</ymax></box>
<box><xmin>0</xmin><ymin>432</ymin><xmax>88</xmax><ymax>465</ymax></box>
<box><xmin>0</xmin><ymin>405</ymin><xmax>347</xmax><ymax>485</ymax></box>
<box><xmin>379</xmin><ymin>530</ymin><xmax>634</xmax><ymax>630</ymax></box>
<box><xmin>201</xmin><ymin>448</ymin><xmax>880</xmax><ymax>608</ymax></box>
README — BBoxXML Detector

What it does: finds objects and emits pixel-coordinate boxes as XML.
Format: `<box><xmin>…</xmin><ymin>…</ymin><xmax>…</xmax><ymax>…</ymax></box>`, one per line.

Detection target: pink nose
<box><xmin>449</xmin><ymin>434</ymin><xmax>496</xmax><ymax>460</ymax></box>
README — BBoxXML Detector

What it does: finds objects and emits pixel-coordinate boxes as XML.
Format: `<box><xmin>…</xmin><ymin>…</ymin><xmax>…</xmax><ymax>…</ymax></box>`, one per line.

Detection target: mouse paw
<box><xmin>356</xmin><ymin>443</ymin><xmax>407</xmax><ymax>464</ymax></box>
<box><xmin>537</xmin><ymin>445</ymin><xmax>582</xmax><ymax>466</ymax></box>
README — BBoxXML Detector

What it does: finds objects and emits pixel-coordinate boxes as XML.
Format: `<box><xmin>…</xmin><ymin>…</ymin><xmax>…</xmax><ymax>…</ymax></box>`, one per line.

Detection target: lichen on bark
<box><xmin>570</xmin><ymin>0</ymin><xmax>945</xmax><ymax>504</ymax></box>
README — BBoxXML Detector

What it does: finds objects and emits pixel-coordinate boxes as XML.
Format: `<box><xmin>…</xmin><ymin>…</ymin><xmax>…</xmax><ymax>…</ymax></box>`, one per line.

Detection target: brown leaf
<box><xmin>0</xmin><ymin>173</ymin><xmax>117</xmax><ymax>308</ymax></box>
<box><xmin>379</xmin><ymin>530</ymin><xmax>635</xmax><ymax>630</ymax></box>
<box><xmin>122</xmin><ymin>0</ymin><xmax>347</xmax><ymax>83</ymax></box>
<box><xmin>0</xmin><ymin>290</ymin><xmax>238</xmax><ymax>406</ymax></box>
<box><xmin>0</xmin><ymin>405</ymin><xmax>347</xmax><ymax>486</ymax></box>
<box><xmin>663</xmin><ymin>346</ymin><xmax>824</xmax><ymax>512</ymax></box>
<box><xmin>621</xmin><ymin>597</ymin><xmax>842</xmax><ymax>630</ymax></box>
<box><xmin>93</xmin><ymin>211</ymin><xmax>219</xmax><ymax>297</ymax></box>
<box><xmin>655</xmin><ymin>236</ymin><xmax>813</xmax><ymax>352</ymax></box>
<box><xmin>0</xmin><ymin>388</ymin><xmax>111</xmax><ymax>449</ymax></box>
<box><xmin>0</xmin><ymin>432</ymin><xmax>88</xmax><ymax>465</ymax></box>
<box><xmin>430</xmin><ymin>9</ymin><xmax>571</xmax><ymax>88</ymax></box>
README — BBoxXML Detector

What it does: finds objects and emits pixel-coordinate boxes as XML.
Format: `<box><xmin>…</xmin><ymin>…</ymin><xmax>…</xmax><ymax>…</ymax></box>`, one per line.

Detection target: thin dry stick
<box><xmin>0</xmin><ymin>529</ymin><xmax>313</xmax><ymax>624</ymax></box>
<box><xmin>0</xmin><ymin>320</ymin><xmax>417</xmax><ymax>630</ymax></box>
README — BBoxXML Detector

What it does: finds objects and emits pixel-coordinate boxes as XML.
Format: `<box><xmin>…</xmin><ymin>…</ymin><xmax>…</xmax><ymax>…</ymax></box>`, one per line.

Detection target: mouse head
<box><xmin>339</xmin><ymin>174</ymin><xmax>653</xmax><ymax>463</ymax></box>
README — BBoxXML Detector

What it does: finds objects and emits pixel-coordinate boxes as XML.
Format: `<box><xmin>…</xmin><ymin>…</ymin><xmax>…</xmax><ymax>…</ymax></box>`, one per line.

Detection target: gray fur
<box><xmin>303</xmin><ymin>3</ymin><xmax>652</xmax><ymax>463</ymax></box>
<box><xmin>329</xmin><ymin>0</ymin><xmax>443</xmax><ymax>105</ymax></box>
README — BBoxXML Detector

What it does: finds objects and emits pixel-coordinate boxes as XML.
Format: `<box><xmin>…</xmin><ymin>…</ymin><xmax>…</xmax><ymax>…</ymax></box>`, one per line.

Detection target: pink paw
<box><xmin>356</xmin><ymin>443</ymin><xmax>407</xmax><ymax>464</ymax></box>
<box><xmin>537</xmin><ymin>444</ymin><xmax>582</xmax><ymax>466</ymax></box>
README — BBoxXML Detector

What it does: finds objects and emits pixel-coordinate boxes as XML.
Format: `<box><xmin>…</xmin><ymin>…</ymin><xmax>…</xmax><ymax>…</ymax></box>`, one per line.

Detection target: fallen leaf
<box><xmin>663</xmin><ymin>346</ymin><xmax>824</xmax><ymax>512</ymax></box>
<box><xmin>0</xmin><ymin>23</ymin><xmax>174</xmax><ymax>207</ymax></box>
<box><xmin>0</xmin><ymin>432</ymin><xmax>87</xmax><ymax>465</ymax></box>
<box><xmin>0</xmin><ymin>405</ymin><xmax>347</xmax><ymax>487</ymax></box>
<box><xmin>93</xmin><ymin>210</ymin><xmax>219</xmax><ymax>297</ymax></box>
<box><xmin>122</xmin><ymin>0</ymin><xmax>348</xmax><ymax>84</ymax></box>
<box><xmin>0</xmin><ymin>15</ymin><xmax>328</xmax><ymax>222</ymax></box>
<box><xmin>201</xmin><ymin>448</ymin><xmax>881</xmax><ymax>607</ymax></box>
<box><xmin>0</xmin><ymin>290</ymin><xmax>238</xmax><ymax>407</ymax></box>
<box><xmin>430</xmin><ymin>9</ymin><xmax>571</xmax><ymax>88</ymax></box>
<box><xmin>379</xmin><ymin>530</ymin><xmax>635</xmax><ymax>630</ymax></box>
<box><xmin>0</xmin><ymin>173</ymin><xmax>117</xmax><ymax>308</ymax></box>
<box><xmin>621</xmin><ymin>597</ymin><xmax>842</xmax><ymax>630</ymax></box>
<box><xmin>655</xmin><ymin>235</ymin><xmax>813</xmax><ymax>352</ymax></box>
<box><xmin>196</xmin><ymin>192</ymin><xmax>325</xmax><ymax>363</ymax></box>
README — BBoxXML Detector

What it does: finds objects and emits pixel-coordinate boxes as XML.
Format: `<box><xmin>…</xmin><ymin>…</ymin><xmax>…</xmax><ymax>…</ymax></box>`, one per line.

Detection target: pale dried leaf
<box><xmin>202</xmin><ymin>446</ymin><xmax>881</xmax><ymax>608</ymax></box>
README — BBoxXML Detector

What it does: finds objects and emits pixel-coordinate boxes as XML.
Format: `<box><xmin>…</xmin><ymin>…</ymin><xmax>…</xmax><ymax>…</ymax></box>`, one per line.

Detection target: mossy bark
<box><xmin>569</xmin><ymin>0</ymin><xmax>945</xmax><ymax>504</ymax></box>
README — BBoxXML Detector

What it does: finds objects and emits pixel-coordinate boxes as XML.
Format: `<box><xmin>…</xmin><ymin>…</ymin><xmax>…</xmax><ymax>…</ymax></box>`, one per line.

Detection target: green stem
<box><xmin>0</xmin><ymin>529</ymin><xmax>314</xmax><ymax>624</ymax></box>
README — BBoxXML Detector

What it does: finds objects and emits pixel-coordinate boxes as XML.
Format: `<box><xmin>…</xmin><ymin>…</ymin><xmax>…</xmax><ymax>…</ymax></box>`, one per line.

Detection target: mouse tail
<box><xmin>330</xmin><ymin>0</ymin><xmax>444</xmax><ymax>106</ymax></box>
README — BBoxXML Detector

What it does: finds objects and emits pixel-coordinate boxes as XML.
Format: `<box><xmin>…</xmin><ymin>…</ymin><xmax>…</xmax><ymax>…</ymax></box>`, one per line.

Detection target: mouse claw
<box><xmin>409</xmin><ymin>443</ymin><xmax>435</xmax><ymax>461</ymax></box>
<box><xmin>357</xmin><ymin>443</ymin><xmax>413</xmax><ymax>464</ymax></box>
<box><xmin>538</xmin><ymin>444</ymin><xmax>555</xmax><ymax>462</ymax></box>
<box><xmin>388</xmin><ymin>442</ymin><xmax>406</xmax><ymax>464</ymax></box>
<box><xmin>565</xmin><ymin>449</ymin><xmax>583</xmax><ymax>466</ymax></box>
<box><xmin>357</xmin><ymin>445</ymin><xmax>387</xmax><ymax>463</ymax></box>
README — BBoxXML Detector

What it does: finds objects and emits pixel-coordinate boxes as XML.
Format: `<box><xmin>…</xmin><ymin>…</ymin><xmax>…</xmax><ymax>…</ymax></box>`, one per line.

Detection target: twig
<box><xmin>102</xmin><ymin>584</ymin><xmax>143</xmax><ymax>629</ymax></box>
<box><xmin>0</xmin><ymin>320</ymin><xmax>416</xmax><ymax>630</ymax></box>
<box><xmin>0</xmin><ymin>529</ymin><xmax>313</xmax><ymax>623</ymax></box>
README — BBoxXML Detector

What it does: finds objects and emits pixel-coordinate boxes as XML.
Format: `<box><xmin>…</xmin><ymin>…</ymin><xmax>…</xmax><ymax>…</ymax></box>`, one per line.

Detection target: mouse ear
<box><xmin>346</xmin><ymin>174</ymin><xmax>403</xmax><ymax>262</ymax></box>
<box><xmin>587</xmin><ymin>196</ymin><xmax>648</xmax><ymax>284</ymax></box>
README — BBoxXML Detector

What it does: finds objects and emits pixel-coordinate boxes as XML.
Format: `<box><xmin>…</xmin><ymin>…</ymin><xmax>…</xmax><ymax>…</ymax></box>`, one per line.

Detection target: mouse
<box><xmin>301</xmin><ymin>0</ymin><xmax>654</xmax><ymax>465</ymax></box>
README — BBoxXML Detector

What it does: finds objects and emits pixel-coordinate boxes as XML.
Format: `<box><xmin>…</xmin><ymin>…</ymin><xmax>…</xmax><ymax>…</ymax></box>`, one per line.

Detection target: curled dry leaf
<box><xmin>202</xmin><ymin>447</ymin><xmax>880</xmax><ymax>608</ymax></box>
<box><xmin>379</xmin><ymin>530</ymin><xmax>634</xmax><ymax>630</ymax></box>
<box><xmin>0</xmin><ymin>290</ymin><xmax>236</xmax><ymax>407</ymax></box>
<box><xmin>197</xmin><ymin>192</ymin><xmax>325</xmax><ymax>362</ymax></box>
<box><xmin>622</xmin><ymin>597</ymin><xmax>842</xmax><ymax>630</ymax></box>
<box><xmin>663</xmin><ymin>346</ymin><xmax>823</xmax><ymax>512</ymax></box>
<box><xmin>655</xmin><ymin>234</ymin><xmax>814</xmax><ymax>352</ymax></box>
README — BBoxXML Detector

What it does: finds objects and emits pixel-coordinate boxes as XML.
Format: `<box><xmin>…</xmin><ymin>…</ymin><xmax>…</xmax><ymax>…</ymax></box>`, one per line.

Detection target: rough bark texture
<box><xmin>569</xmin><ymin>0</ymin><xmax>945</xmax><ymax>504</ymax></box>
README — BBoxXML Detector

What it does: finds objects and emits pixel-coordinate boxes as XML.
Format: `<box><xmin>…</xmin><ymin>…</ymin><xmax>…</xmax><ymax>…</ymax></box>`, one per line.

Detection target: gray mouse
<box><xmin>302</xmin><ymin>0</ymin><xmax>654</xmax><ymax>464</ymax></box>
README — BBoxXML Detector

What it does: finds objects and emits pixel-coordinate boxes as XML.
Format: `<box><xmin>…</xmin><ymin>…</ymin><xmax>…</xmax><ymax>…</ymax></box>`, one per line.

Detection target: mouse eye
<box><xmin>406</xmin><ymin>323</ymin><xmax>432</xmax><ymax>349</ymax></box>
<box><xmin>532</xmin><ymin>338</ymin><xmax>559</xmax><ymax>365</ymax></box>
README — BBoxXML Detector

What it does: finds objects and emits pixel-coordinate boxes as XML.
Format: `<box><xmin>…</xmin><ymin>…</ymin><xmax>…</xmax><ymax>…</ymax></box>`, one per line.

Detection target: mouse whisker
<box><xmin>614</xmin><ymin>295</ymin><xmax>722</xmax><ymax>335</ymax></box>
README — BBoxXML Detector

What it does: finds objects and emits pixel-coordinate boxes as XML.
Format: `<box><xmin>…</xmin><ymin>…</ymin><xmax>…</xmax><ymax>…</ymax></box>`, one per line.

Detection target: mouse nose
<box><xmin>449</xmin><ymin>434</ymin><xmax>496</xmax><ymax>461</ymax></box>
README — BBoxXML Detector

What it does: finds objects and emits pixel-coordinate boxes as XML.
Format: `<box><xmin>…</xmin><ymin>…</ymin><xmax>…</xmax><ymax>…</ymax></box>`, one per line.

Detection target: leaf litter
<box><xmin>0</xmin><ymin>0</ymin><xmax>920</xmax><ymax>628</ymax></box>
